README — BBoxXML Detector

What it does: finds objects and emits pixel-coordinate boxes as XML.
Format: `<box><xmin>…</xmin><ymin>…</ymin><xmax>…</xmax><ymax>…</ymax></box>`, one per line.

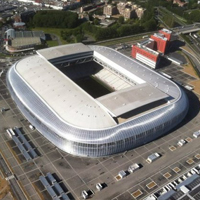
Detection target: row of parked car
<box><xmin>145</xmin><ymin>130</ymin><xmax>200</xmax><ymax>200</ymax></box>
<box><xmin>81</xmin><ymin>182</ymin><xmax>104</xmax><ymax>199</ymax></box>
<box><xmin>176</xmin><ymin>130</ymin><xmax>200</xmax><ymax>148</ymax></box>
<box><xmin>147</xmin><ymin>163</ymin><xmax>200</xmax><ymax>199</ymax></box>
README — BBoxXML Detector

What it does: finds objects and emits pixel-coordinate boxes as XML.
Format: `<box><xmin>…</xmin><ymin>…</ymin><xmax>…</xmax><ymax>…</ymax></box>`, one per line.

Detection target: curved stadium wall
<box><xmin>6</xmin><ymin>48</ymin><xmax>189</xmax><ymax>158</ymax></box>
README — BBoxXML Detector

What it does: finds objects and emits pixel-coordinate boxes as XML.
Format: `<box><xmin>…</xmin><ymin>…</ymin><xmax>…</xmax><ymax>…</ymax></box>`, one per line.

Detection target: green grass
<box><xmin>31</xmin><ymin>27</ymin><xmax>67</xmax><ymax>44</ymax></box>
<box><xmin>176</xmin><ymin>51</ymin><xmax>183</xmax><ymax>56</ymax></box>
<box><xmin>46</xmin><ymin>40</ymin><xmax>59</xmax><ymax>47</ymax></box>
<box><xmin>159</xmin><ymin>7</ymin><xmax>187</xmax><ymax>26</ymax></box>
<box><xmin>96</xmin><ymin>35</ymin><xmax>145</xmax><ymax>46</ymax></box>
<box><xmin>180</xmin><ymin>33</ymin><xmax>191</xmax><ymax>44</ymax></box>
<box><xmin>175</xmin><ymin>15</ymin><xmax>187</xmax><ymax>24</ymax></box>
<box><xmin>0</xmin><ymin>53</ymin><xmax>12</xmax><ymax>58</ymax></box>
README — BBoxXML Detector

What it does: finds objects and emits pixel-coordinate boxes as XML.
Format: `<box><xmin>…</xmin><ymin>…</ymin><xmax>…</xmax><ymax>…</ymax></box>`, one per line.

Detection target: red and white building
<box><xmin>132</xmin><ymin>28</ymin><xmax>172</xmax><ymax>69</ymax></box>
<box><xmin>132</xmin><ymin>40</ymin><xmax>160</xmax><ymax>69</ymax></box>
<box><xmin>159</xmin><ymin>28</ymin><xmax>172</xmax><ymax>41</ymax></box>
<box><xmin>150</xmin><ymin>33</ymin><xmax>168</xmax><ymax>54</ymax></box>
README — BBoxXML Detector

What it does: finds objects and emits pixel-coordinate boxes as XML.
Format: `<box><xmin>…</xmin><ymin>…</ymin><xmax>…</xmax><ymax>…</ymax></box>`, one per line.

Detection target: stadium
<box><xmin>6</xmin><ymin>43</ymin><xmax>189</xmax><ymax>157</ymax></box>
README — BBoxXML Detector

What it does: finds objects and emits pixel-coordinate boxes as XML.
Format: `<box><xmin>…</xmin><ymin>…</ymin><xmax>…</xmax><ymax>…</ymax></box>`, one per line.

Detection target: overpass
<box><xmin>172</xmin><ymin>24</ymin><xmax>200</xmax><ymax>34</ymax></box>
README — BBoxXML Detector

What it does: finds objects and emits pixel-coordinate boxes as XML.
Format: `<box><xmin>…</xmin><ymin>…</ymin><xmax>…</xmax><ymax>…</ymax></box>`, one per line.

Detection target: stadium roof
<box><xmin>96</xmin><ymin>83</ymin><xmax>168</xmax><ymax>117</ymax></box>
<box><xmin>15</xmin><ymin>43</ymin><xmax>177</xmax><ymax>130</ymax></box>
<box><xmin>15</xmin><ymin>53</ymin><xmax>117</xmax><ymax>129</ymax></box>
<box><xmin>37</xmin><ymin>43</ymin><xmax>92</xmax><ymax>60</ymax></box>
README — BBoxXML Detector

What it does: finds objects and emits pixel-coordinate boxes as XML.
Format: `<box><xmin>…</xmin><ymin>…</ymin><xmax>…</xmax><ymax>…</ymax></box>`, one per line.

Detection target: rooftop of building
<box><xmin>137</xmin><ymin>39</ymin><xmax>159</xmax><ymax>56</ymax></box>
<box><xmin>161</xmin><ymin>28</ymin><xmax>172</xmax><ymax>34</ymax></box>
<box><xmin>152</xmin><ymin>33</ymin><xmax>168</xmax><ymax>41</ymax></box>
<box><xmin>11</xmin><ymin>37</ymin><xmax>41</xmax><ymax>48</ymax></box>
<box><xmin>5</xmin><ymin>29</ymin><xmax>45</xmax><ymax>49</ymax></box>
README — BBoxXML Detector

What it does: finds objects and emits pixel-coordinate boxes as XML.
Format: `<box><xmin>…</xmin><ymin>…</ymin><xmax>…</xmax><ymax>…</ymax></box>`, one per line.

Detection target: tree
<box><xmin>95</xmin><ymin>27</ymin><xmax>117</xmax><ymax>40</ymax></box>
<box><xmin>184</xmin><ymin>10</ymin><xmax>200</xmax><ymax>22</ymax></box>
<box><xmin>93</xmin><ymin>18</ymin><xmax>100</xmax><ymax>25</ymax></box>
<box><xmin>143</xmin><ymin>18</ymin><xmax>157</xmax><ymax>31</ymax></box>
<box><xmin>75</xmin><ymin>34</ymin><xmax>84</xmax><ymax>42</ymax></box>
<box><xmin>118</xmin><ymin>16</ymin><xmax>124</xmax><ymax>24</ymax></box>
<box><xmin>32</xmin><ymin>10</ymin><xmax>80</xmax><ymax>29</ymax></box>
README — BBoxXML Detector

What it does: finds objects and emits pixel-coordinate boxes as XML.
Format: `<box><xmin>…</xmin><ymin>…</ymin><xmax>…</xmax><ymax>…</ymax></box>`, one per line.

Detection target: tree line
<box><xmin>60</xmin><ymin>5</ymin><xmax>158</xmax><ymax>41</ymax></box>
<box><xmin>27</xmin><ymin>8</ymin><xmax>158</xmax><ymax>42</ymax></box>
<box><xmin>28</xmin><ymin>10</ymin><xmax>80</xmax><ymax>29</ymax></box>
<box><xmin>183</xmin><ymin>10</ymin><xmax>200</xmax><ymax>23</ymax></box>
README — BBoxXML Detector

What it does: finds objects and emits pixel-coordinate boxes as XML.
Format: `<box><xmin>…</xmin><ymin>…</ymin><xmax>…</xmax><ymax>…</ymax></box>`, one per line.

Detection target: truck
<box><xmin>146</xmin><ymin>153</ymin><xmax>161</xmax><ymax>163</ymax></box>
<box><xmin>128</xmin><ymin>163</ymin><xmax>140</xmax><ymax>173</ymax></box>
<box><xmin>142</xmin><ymin>35</ymin><xmax>148</xmax><ymax>39</ymax></box>
<box><xmin>193</xmin><ymin>130</ymin><xmax>200</xmax><ymax>138</ymax></box>
<box><xmin>81</xmin><ymin>190</ymin><xmax>89</xmax><ymax>199</ymax></box>
<box><xmin>177</xmin><ymin>139</ymin><xmax>186</xmax><ymax>147</ymax></box>
<box><xmin>184</xmin><ymin>85</ymin><xmax>194</xmax><ymax>91</ymax></box>
<box><xmin>193</xmin><ymin>34</ymin><xmax>198</xmax><ymax>39</ymax></box>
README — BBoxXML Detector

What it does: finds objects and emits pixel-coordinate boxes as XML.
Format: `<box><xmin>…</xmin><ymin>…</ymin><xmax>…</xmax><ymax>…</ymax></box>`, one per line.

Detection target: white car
<box><xmin>29</xmin><ymin>124</ymin><xmax>35</xmax><ymax>130</ymax></box>
<box><xmin>128</xmin><ymin>163</ymin><xmax>140</xmax><ymax>173</ymax></box>
<box><xmin>96</xmin><ymin>183</ymin><xmax>103</xmax><ymax>191</ymax></box>
<box><xmin>177</xmin><ymin>139</ymin><xmax>186</xmax><ymax>147</ymax></box>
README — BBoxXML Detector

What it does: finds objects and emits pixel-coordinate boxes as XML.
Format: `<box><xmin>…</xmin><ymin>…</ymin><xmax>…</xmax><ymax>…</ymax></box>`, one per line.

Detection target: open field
<box><xmin>96</xmin><ymin>35</ymin><xmax>144</xmax><ymax>46</ymax></box>
<box><xmin>46</xmin><ymin>40</ymin><xmax>59</xmax><ymax>47</ymax></box>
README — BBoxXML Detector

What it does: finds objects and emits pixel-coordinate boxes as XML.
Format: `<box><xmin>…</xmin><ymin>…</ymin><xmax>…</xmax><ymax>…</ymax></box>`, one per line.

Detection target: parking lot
<box><xmin>0</xmin><ymin>56</ymin><xmax>200</xmax><ymax>200</ymax></box>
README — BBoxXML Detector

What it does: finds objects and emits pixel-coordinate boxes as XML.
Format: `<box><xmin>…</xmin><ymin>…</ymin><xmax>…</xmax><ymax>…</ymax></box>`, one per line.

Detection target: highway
<box><xmin>0</xmin><ymin>153</ymin><xmax>12</xmax><ymax>177</ymax></box>
<box><xmin>9</xmin><ymin>178</ymin><xmax>27</xmax><ymax>200</ymax></box>
<box><xmin>181</xmin><ymin>47</ymin><xmax>200</xmax><ymax>74</ymax></box>
<box><xmin>157</xmin><ymin>6</ymin><xmax>200</xmax><ymax>34</ymax></box>
<box><xmin>173</xmin><ymin>24</ymin><xmax>200</xmax><ymax>34</ymax></box>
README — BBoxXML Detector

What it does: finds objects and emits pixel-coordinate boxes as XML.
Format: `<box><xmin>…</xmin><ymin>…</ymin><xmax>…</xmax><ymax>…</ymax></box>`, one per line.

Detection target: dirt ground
<box><xmin>0</xmin><ymin>176</ymin><xmax>11</xmax><ymax>199</ymax></box>
<box><xmin>181</xmin><ymin>46</ymin><xmax>195</xmax><ymax>54</ymax></box>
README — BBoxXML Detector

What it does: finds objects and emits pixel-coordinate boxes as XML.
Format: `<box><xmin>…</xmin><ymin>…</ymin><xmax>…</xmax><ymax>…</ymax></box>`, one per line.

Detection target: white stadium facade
<box><xmin>7</xmin><ymin>43</ymin><xmax>189</xmax><ymax>157</ymax></box>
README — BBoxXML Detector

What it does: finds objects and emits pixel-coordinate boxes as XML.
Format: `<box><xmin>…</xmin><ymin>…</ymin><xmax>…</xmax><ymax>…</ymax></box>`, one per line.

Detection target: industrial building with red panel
<box><xmin>132</xmin><ymin>28</ymin><xmax>172</xmax><ymax>69</ymax></box>
<box><xmin>150</xmin><ymin>33</ymin><xmax>168</xmax><ymax>54</ymax></box>
<box><xmin>132</xmin><ymin>41</ymin><xmax>160</xmax><ymax>69</ymax></box>
<box><xmin>159</xmin><ymin>28</ymin><xmax>172</xmax><ymax>41</ymax></box>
